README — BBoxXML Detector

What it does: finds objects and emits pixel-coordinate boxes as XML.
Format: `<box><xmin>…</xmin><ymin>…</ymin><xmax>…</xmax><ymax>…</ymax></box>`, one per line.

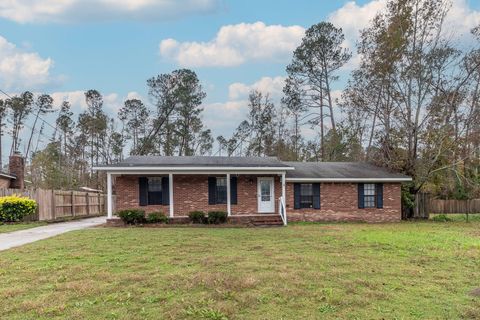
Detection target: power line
<box><xmin>0</xmin><ymin>89</ymin><xmax>58</xmax><ymax>131</ymax></box>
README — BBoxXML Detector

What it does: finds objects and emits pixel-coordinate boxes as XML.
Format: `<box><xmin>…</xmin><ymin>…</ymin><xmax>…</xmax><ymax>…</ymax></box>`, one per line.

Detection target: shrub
<box><xmin>207</xmin><ymin>211</ymin><xmax>228</xmax><ymax>224</ymax></box>
<box><xmin>432</xmin><ymin>214</ymin><xmax>452</xmax><ymax>222</ymax></box>
<box><xmin>0</xmin><ymin>195</ymin><xmax>37</xmax><ymax>222</ymax></box>
<box><xmin>146</xmin><ymin>211</ymin><xmax>168</xmax><ymax>224</ymax></box>
<box><xmin>117</xmin><ymin>209</ymin><xmax>146</xmax><ymax>225</ymax></box>
<box><xmin>188</xmin><ymin>211</ymin><xmax>206</xmax><ymax>224</ymax></box>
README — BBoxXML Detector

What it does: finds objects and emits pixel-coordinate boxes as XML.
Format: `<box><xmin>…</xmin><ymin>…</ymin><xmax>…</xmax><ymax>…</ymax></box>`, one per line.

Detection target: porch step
<box><xmin>228</xmin><ymin>214</ymin><xmax>284</xmax><ymax>227</ymax></box>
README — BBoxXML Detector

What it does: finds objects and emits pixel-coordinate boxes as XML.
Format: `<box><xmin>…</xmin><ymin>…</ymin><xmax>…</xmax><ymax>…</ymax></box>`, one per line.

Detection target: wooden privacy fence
<box><xmin>413</xmin><ymin>192</ymin><xmax>480</xmax><ymax>219</ymax></box>
<box><xmin>0</xmin><ymin>188</ymin><xmax>112</xmax><ymax>221</ymax></box>
<box><xmin>429</xmin><ymin>198</ymin><xmax>480</xmax><ymax>214</ymax></box>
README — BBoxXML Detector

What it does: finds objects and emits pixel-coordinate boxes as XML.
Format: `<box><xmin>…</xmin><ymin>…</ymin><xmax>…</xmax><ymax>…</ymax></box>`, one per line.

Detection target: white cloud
<box><xmin>444</xmin><ymin>0</ymin><xmax>480</xmax><ymax>37</ymax></box>
<box><xmin>328</xmin><ymin>0</ymin><xmax>386</xmax><ymax>50</ymax></box>
<box><xmin>50</xmin><ymin>91</ymin><xmax>87</xmax><ymax>110</ymax></box>
<box><xmin>228</xmin><ymin>76</ymin><xmax>286</xmax><ymax>100</ymax></box>
<box><xmin>0</xmin><ymin>35</ymin><xmax>56</xmax><ymax>91</ymax></box>
<box><xmin>0</xmin><ymin>0</ymin><xmax>221</xmax><ymax>23</ymax></box>
<box><xmin>49</xmin><ymin>90</ymin><xmax>143</xmax><ymax>113</ymax></box>
<box><xmin>159</xmin><ymin>22</ymin><xmax>305</xmax><ymax>67</ymax></box>
<box><xmin>202</xmin><ymin>100</ymin><xmax>249</xmax><ymax>137</ymax></box>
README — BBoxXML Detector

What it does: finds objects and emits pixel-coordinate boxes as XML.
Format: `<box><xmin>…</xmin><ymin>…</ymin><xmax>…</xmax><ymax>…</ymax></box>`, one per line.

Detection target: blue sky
<box><xmin>0</xmin><ymin>0</ymin><xmax>479</xmax><ymax>161</ymax></box>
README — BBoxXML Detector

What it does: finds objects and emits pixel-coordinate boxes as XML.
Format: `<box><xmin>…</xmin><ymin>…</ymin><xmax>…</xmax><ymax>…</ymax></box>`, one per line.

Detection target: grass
<box><xmin>430</xmin><ymin>213</ymin><xmax>480</xmax><ymax>222</ymax></box>
<box><xmin>0</xmin><ymin>222</ymin><xmax>479</xmax><ymax>319</ymax></box>
<box><xmin>0</xmin><ymin>221</ymin><xmax>46</xmax><ymax>233</ymax></box>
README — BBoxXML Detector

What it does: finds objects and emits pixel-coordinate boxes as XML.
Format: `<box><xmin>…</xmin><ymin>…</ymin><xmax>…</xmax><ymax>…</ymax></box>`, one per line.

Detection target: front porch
<box><xmin>106</xmin><ymin>213</ymin><xmax>284</xmax><ymax>227</ymax></box>
<box><xmin>106</xmin><ymin>171</ymin><xmax>288</xmax><ymax>225</ymax></box>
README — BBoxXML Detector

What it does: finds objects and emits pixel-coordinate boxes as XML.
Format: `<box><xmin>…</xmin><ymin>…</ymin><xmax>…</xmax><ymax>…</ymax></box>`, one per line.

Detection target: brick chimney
<box><xmin>9</xmin><ymin>152</ymin><xmax>24</xmax><ymax>189</ymax></box>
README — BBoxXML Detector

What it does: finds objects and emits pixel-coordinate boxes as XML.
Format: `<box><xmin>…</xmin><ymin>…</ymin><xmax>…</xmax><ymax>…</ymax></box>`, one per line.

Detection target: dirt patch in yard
<box><xmin>470</xmin><ymin>288</ymin><xmax>480</xmax><ymax>297</ymax></box>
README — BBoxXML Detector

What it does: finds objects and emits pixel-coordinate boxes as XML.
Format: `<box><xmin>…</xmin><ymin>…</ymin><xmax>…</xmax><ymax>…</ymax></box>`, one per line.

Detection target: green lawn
<box><xmin>430</xmin><ymin>213</ymin><xmax>480</xmax><ymax>222</ymax></box>
<box><xmin>0</xmin><ymin>222</ymin><xmax>479</xmax><ymax>319</ymax></box>
<box><xmin>0</xmin><ymin>222</ymin><xmax>46</xmax><ymax>234</ymax></box>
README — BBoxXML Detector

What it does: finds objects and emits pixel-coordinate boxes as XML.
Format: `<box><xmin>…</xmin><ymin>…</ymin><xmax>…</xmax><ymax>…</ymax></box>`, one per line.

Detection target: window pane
<box><xmin>216</xmin><ymin>177</ymin><xmax>226</xmax><ymax>187</ymax></box>
<box><xmin>364</xmin><ymin>195</ymin><xmax>375</xmax><ymax>208</ymax></box>
<box><xmin>147</xmin><ymin>177</ymin><xmax>163</xmax><ymax>205</ymax></box>
<box><xmin>300</xmin><ymin>184</ymin><xmax>313</xmax><ymax>208</ymax></box>
<box><xmin>148</xmin><ymin>177</ymin><xmax>163</xmax><ymax>192</ymax></box>
<box><xmin>301</xmin><ymin>184</ymin><xmax>313</xmax><ymax>196</ymax></box>
<box><xmin>364</xmin><ymin>183</ymin><xmax>375</xmax><ymax>195</ymax></box>
<box><xmin>261</xmin><ymin>180</ymin><xmax>271</xmax><ymax>201</ymax></box>
<box><xmin>216</xmin><ymin>177</ymin><xmax>227</xmax><ymax>204</ymax></box>
<box><xmin>148</xmin><ymin>192</ymin><xmax>162</xmax><ymax>205</ymax></box>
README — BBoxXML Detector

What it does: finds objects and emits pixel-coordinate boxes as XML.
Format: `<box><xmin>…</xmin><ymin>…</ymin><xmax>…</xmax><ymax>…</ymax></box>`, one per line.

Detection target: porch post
<box><xmin>226</xmin><ymin>173</ymin><xmax>231</xmax><ymax>216</ymax></box>
<box><xmin>169</xmin><ymin>173</ymin><xmax>174</xmax><ymax>218</ymax></box>
<box><xmin>107</xmin><ymin>172</ymin><xmax>112</xmax><ymax>219</ymax></box>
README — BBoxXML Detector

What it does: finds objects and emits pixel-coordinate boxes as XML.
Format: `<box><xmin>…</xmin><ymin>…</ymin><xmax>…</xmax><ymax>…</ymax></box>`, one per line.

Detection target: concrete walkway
<box><xmin>0</xmin><ymin>216</ymin><xmax>106</xmax><ymax>251</ymax></box>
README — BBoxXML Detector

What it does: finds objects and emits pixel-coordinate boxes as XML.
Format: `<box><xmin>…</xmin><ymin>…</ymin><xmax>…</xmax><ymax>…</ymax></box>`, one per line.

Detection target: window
<box><xmin>216</xmin><ymin>177</ymin><xmax>227</xmax><ymax>204</ymax></box>
<box><xmin>363</xmin><ymin>183</ymin><xmax>376</xmax><ymax>208</ymax></box>
<box><xmin>147</xmin><ymin>177</ymin><xmax>163</xmax><ymax>205</ymax></box>
<box><xmin>300</xmin><ymin>184</ymin><xmax>313</xmax><ymax>208</ymax></box>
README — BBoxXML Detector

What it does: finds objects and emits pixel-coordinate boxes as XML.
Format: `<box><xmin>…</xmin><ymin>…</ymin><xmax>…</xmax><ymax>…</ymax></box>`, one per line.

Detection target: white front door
<box><xmin>257</xmin><ymin>177</ymin><xmax>275</xmax><ymax>213</ymax></box>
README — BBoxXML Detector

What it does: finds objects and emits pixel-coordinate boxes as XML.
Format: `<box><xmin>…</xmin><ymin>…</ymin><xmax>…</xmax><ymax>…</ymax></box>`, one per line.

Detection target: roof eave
<box><xmin>93</xmin><ymin>166</ymin><xmax>295</xmax><ymax>172</ymax></box>
<box><xmin>0</xmin><ymin>173</ymin><xmax>16</xmax><ymax>180</ymax></box>
<box><xmin>285</xmin><ymin>177</ymin><xmax>412</xmax><ymax>182</ymax></box>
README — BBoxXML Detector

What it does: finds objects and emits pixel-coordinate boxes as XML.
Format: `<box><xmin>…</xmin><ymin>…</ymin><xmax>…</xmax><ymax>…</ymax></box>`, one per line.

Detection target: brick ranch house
<box><xmin>94</xmin><ymin>156</ymin><xmax>411</xmax><ymax>225</ymax></box>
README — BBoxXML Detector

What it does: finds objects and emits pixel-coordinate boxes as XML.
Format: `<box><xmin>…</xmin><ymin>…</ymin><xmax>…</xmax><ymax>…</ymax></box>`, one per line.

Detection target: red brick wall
<box><xmin>115</xmin><ymin>175</ymin><xmax>170</xmax><ymax>214</ymax></box>
<box><xmin>9</xmin><ymin>154</ymin><xmax>24</xmax><ymax>189</ymax></box>
<box><xmin>115</xmin><ymin>175</ymin><xmax>402</xmax><ymax>222</ymax></box>
<box><xmin>115</xmin><ymin>174</ymin><xmax>281</xmax><ymax>216</ymax></box>
<box><xmin>285</xmin><ymin>182</ymin><xmax>402</xmax><ymax>223</ymax></box>
<box><xmin>232</xmin><ymin>175</ymin><xmax>281</xmax><ymax>215</ymax></box>
<box><xmin>173</xmin><ymin>175</ymin><xmax>226</xmax><ymax>215</ymax></box>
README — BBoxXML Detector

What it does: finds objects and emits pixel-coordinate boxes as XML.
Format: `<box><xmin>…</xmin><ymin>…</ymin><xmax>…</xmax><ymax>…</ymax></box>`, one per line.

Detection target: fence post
<box><xmin>71</xmin><ymin>191</ymin><xmax>75</xmax><ymax>217</ymax></box>
<box><xmin>466</xmin><ymin>199</ymin><xmax>470</xmax><ymax>222</ymax></box>
<box><xmin>98</xmin><ymin>193</ymin><xmax>101</xmax><ymax>214</ymax></box>
<box><xmin>51</xmin><ymin>190</ymin><xmax>56</xmax><ymax>221</ymax></box>
<box><xmin>86</xmin><ymin>193</ymin><xmax>90</xmax><ymax>216</ymax></box>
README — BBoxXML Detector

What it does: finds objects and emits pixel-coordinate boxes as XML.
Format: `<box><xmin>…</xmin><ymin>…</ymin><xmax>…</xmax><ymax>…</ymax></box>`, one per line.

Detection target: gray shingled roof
<box><xmin>0</xmin><ymin>171</ymin><xmax>16</xmax><ymax>180</ymax></box>
<box><xmin>100</xmin><ymin>156</ymin><xmax>292</xmax><ymax>168</ymax></box>
<box><xmin>95</xmin><ymin>156</ymin><xmax>411</xmax><ymax>180</ymax></box>
<box><xmin>284</xmin><ymin>162</ymin><xmax>411</xmax><ymax>180</ymax></box>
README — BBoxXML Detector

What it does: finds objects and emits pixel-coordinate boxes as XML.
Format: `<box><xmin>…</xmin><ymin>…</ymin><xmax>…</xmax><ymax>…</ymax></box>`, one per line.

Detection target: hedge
<box><xmin>0</xmin><ymin>195</ymin><xmax>37</xmax><ymax>222</ymax></box>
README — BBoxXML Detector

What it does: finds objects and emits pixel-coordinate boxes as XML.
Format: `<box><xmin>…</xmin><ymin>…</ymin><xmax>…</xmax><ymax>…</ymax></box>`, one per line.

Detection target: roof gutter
<box><xmin>285</xmin><ymin>177</ymin><xmax>412</xmax><ymax>182</ymax></box>
<box><xmin>0</xmin><ymin>173</ymin><xmax>16</xmax><ymax>180</ymax></box>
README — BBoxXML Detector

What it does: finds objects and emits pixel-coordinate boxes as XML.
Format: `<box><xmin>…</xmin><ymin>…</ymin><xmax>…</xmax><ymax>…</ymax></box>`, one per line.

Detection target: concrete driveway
<box><xmin>0</xmin><ymin>216</ymin><xmax>106</xmax><ymax>251</ymax></box>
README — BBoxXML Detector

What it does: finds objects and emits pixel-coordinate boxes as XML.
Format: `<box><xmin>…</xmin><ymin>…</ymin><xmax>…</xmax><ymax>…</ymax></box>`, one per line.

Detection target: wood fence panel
<box><xmin>413</xmin><ymin>193</ymin><xmax>430</xmax><ymax>219</ymax></box>
<box><xmin>429</xmin><ymin>198</ymin><xmax>480</xmax><ymax>214</ymax></box>
<box><xmin>37</xmin><ymin>189</ymin><xmax>52</xmax><ymax>221</ymax></box>
<box><xmin>0</xmin><ymin>188</ymin><xmax>111</xmax><ymax>221</ymax></box>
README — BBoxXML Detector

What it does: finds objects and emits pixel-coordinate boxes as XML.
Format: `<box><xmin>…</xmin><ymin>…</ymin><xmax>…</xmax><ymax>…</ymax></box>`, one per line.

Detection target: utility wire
<box><xmin>0</xmin><ymin>89</ymin><xmax>58</xmax><ymax>131</ymax></box>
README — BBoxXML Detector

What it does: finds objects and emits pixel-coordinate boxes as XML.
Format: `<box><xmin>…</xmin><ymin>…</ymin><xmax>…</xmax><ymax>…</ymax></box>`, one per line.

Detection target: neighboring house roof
<box><xmin>79</xmin><ymin>186</ymin><xmax>103</xmax><ymax>193</ymax></box>
<box><xmin>284</xmin><ymin>162</ymin><xmax>412</xmax><ymax>182</ymax></box>
<box><xmin>0</xmin><ymin>171</ymin><xmax>16</xmax><ymax>180</ymax></box>
<box><xmin>94</xmin><ymin>156</ymin><xmax>294</xmax><ymax>171</ymax></box>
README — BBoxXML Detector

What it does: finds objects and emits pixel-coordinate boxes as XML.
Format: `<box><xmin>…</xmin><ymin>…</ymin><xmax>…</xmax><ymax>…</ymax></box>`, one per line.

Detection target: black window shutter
<box><xmin>376</xmin><ymin>183</ymin><xmax>383</xmax><ymax>208</ymax></box>
<box><xmin>230</xmin><ymin>176</ymin><xmax>237</xmax><ymax>205</ymax></box>
<box><xmin>313</xmin><ymin>183</ymin><xmax>321</xmax><ymax>209</ymax></box>
<box><xmin>208</xmin><ymin>177</ymin><xmax>217</xmax><ymax>205</ymax></box>
<box><xmin>162</xmin><ymin>177</ymin><xmax>169</xmax><ymax>205</ymax></box>
<box><xmin>139</xmin><ymin>177</ymin><xmax>148</xmax><ymax>206</ymax></box>
<box><xmin>358</xmin><ymin>183</ymin><xmax>365</xmax><ymax>209</ymax></box>
<box><xmin>294</xmin><ymin>183</ymin><xmax>301</xmax><ymax>209</ymax></box>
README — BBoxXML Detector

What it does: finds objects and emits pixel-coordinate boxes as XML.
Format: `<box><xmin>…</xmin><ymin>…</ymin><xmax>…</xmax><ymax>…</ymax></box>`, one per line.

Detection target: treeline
<box><xmin>1</xmin><ymin>69</ymin><xmax>213</xmax><ymax>189</ymax></box>
<box><xmin>220</xmin><ymin>0</ymin><xmax>480</xmax><ymax>201</ymax></box>
<box><xmin>0</xmin><ymin>0</ymin><xmax>478</xmax><ymax>202</ymax></box>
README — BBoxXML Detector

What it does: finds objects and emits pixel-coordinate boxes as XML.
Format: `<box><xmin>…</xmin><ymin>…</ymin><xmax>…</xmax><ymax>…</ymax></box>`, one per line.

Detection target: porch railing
<box><xmin>278</xmin><ymin>196</ymin><xmax>287</xmax><ymax>226</ymax></box>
